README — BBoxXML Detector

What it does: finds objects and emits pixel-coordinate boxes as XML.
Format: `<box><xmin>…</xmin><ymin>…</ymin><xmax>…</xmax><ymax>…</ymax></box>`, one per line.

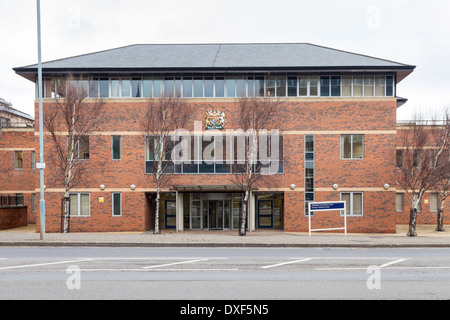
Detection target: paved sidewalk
<box><xmin>0</xmin><ymin>224</ymin><xmax>449</xmax><ymax>248</ymax></box>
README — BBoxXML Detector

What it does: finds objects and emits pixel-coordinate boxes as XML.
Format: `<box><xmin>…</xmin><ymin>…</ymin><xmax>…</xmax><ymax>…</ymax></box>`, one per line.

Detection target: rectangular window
<box><xmin>341</xmin><ymin>192</ymin><xmax>363</xmax><ymax>216</ymax></box>
<box><xmin>153</xmin><ymin>77</ymin><xmax>163</xmax><ymax>98</ymax></box>
<box><xmin>287</xmin><ymin>77</ymin><xmax>297</xmax><ymax>97</ymax></box>
<box><xmin>247</xmin><ymin>77</ymin><xmax>255</xmax><ymax>97</ymax></box>
<box><xmin>183</xmin><ymin>78</ymin><xmax>193</xmax><ymax>98</ymax></box>
<box><xmin>298</xmin><ymin>77</ymin><xmax>308</xmax><ymax>96</ymax></box>
<box><xmin>175</xmin><ymin>78</ymin><xmax>182</xmax><ymax>96</ymax></box>
<box><xmin>309</xmin><ymin>77</ymin><xmax>318</xmax><ymax>96</ymax></box>
<box><xmin>164</xmin><ymin>78</ymin><xmax>174</xmax><ymax>97</ymax></box>
<box><xmin>112</xmin><ymin>192</ymin><xmax>122</xmax><ymax>216</ymax></box>
<box><xmin>99</xmin><ymin>79</ymin><xmax>109</xmax><ymax>98</ymax></box>
<box><xmin>225</xmin><ymin>78</ymin><xmax>236</xmax><ymax>98</ymax></box>
<box><xmin>111</xmin><ymin>79</ymin><xmax>120</xmax><ymax>97</ymax></box>
<box><xmin>69</xmin><ymin>193</ymin><xmax>90</xmax><ymax>216</ymax></box>
<box><xmin>215</xmin><ymin>78</ymin><xmax>225</xmax><ymax>97</ymax></box>
<box><xmin>330</xmin><ymin>76</ymin><xmax>341</xmax><ymax>96</ymax></box>
<box><xmin>340</xmin><ymin>135</ymin><xmax>364</xmax><ymax>159</ymax></box>
<box><xmin>122</xmin><ymin>79</ymin><xmax>131</xmax><ymax>97</ymax></box>
<box><xmin>255</xmin><ymin>77</ymin><xmax>264</xmax><ymax>97</ymax></box>
<box><xmin>364</xmin><ymin>77</ymin><xmax>374</xmax><ymax>97</ymax></box>
<box><xmin>31</xmin><ymin>151</ymin><xmax>35</xmax><ymax>170</ymax></box>
<box><xmin>194</xmin><ymin>78</ymin><xmax>203</xmax><ymax>97</ymax></box>
<box><xmin>386</xmin><ymin>76</ymin><xmax>394</xmax><ymax>96</ymax></box>
<box><xmin>320</xmin><ymin>77</ymin><xmax>330</xmax><ymax>96</ymax></box>
<box><xmin>266</xmin><ymin>77</ymin><xmax>276</xmax><ymax>97</ymax></box>
<box><xmin>396</xmin><ymin>193</ymin><xmax>404</xmax><ymax>212</ymax></box>
<box><xmin>276</xmin><ymin>77</ymin><xmax>286</xmax><ymax>97</ymax></box>
<box><xmin>32</xmin><ymin>193</ymin><xmax>36</xmax><ymax>212</ymax></box>
<box><xmin>132</xmin><ymin>78</ymin><xmax>142</xmax><ymax>98</ymax></box>
<box><xmin>204</xmin><ymin>78</ymin><xmax>214</xmax><ymax>97</ymax></box>
<box><xmin>89</xmin><ymin>79</ymin><xmax>99</xmax><ymax>98</ymax></box>
<box><xmin>430</xmin><ymin>193</ymin><xmax>439</xmax><ymax>212</ymax></box>
<box><xmin>342</xmin><ymin>77</ymin><xmax>352</xmax><ymax>96</ymax></box>
<box><xmin>396</xmin><ymin>149</ymin><xmax>403</xmax><ymax>168</ymax></box>
<box><xmin>353</xmin><ymin>77</ymin><xmax>363</xmax><ymax>97</ymax></box>
<box><xmin>77</xmin><ymin>136</ymin><xmax>90</xmax><ymax>160</ymax></box>
<box><xmin>236</xmin><ymin>78</ymin><xmax>247</xmax><ymax>97</ymax></box>
<box><xmin>14</xmin><ymin>151</ymin><xmax>23</xmax><ymax>169</ymax></box>
<box><xmin>112</xmin><ymin>136</ymin><xmax>121</xmax><ymax>160</ymax></box>
<box><xmin>375</xmin><ymin>76</ymin><xmax>385</xmax><ymax>96</ymax></box>
<box><xmin>143</xmin><ymin>78</ymin><xmax>152</xmax><ymax>97</ymax></box>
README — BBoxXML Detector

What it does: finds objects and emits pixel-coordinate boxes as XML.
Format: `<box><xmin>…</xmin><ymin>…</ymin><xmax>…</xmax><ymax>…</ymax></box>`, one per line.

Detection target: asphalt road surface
<box><xmin>0</xmin><ymin>247</ymin><xmax>449</xmax><ymax>300</ymax></box>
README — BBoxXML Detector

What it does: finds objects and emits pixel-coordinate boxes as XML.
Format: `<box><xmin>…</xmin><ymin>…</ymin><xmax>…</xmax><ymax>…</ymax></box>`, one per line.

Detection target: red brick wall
<box><xmin>33</xmin><ymin>98</ymin><xmax>401</xmax><ymax>233</ymax></box>
<box><xmin>0</xmin><ymin>207</ymin><xmax>28</xmax><ymax>230</ymax></box>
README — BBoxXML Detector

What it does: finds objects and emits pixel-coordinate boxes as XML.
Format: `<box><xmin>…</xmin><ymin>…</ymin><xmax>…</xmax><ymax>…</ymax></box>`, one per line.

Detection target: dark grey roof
<box><xmin>14</xmin><ymin>43</ymin><xmax>415</xmax><ymax>77</ymax></box>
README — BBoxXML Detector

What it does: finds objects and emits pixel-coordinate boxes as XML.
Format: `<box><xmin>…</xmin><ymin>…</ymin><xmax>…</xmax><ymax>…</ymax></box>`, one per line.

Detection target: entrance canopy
<box><xmin>171</xmin><ymin>185</ymin><xmax>257</xmax><ymax>192</ymax></box>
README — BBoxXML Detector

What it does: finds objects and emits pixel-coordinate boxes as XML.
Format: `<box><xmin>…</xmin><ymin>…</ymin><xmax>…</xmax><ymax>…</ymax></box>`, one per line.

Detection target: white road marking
<box><xmin>261</xmin><ymin>258</ymin><xmax>313</xmax><ymax>269</ymax></box>
<box><xmin>0</xmin><ymin>258</ymin><xmax>94</xmax><ymax>271</ymax></box>
<box><xmin>379</xmin><ymin>258</ymin><xmax>408</xmax><ymax>268</ymax></box>
<box><xmin>143</xmin><ymin>258</ymin><xmax>209</xmax><ymax>269</ymax></box>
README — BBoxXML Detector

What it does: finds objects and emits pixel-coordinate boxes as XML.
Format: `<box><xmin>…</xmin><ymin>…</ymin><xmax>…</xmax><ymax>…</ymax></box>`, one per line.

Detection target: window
<box><xmin>299</xmin><ymin>77</ymin><xmax>308</xmax><ymax>96</ymax></box>
<box><xmin>341</xmin><ymin>192</ymin><xmax>363</xmax><ymax>216</ymax></box>
<box><xmin>14</xmin><ymin>151</ymin><xmax>23</xmax><ymax>169</ymax></box>
<box><xmin>375</xmin><ymin>76</ymin><xmax>385</xmax><ymax>96</ymax></box>
<box><xmin>364</xmin><ymin>77</ymin><xmax>374</xmax><ymax>97</ymax></box>
<box><xmin>204</xmin><ymin>78</ymin><xmax>214</xmax><ymax>97</ymax></box>
<box><xmin>396</xmin><ymin>149</ymin><xmax>403</xmax><ymax>168</ymax></box>
<box><xmin>215</xmin><ymin>78</ymin><xmax>225</xmax><ymax>97</ymax></box>
<box><xmin>99</xmin><ymin>79</ymin><xmax>109</xmax><ymax>98</ymax></box>
<box><xmin>309</xmin><ymin>77</ymin><xmax>319</xmax><ymax>96</ymax></box>
<box><xmin>396</xmin><ymin>193</ymin><xmax>404</xmax><ymax>212</ymax></box>
<box><xmin>32</xmin><ymin>193</ymin><xmax>36</xmax><ymax>212</ymax></box>
<box><xmin>143</xmin><ymin>78</ymin><xmax>153</xmax><ymax>97</ymax></box>
<box><xmin>164</xmin><ymin>78</ymin><xmax>174</xmax><ymax>97</ymax></box>
<box><xmin>183</xmin><ymin>78</ymin><xmax>193</xmax><ymax>98</ymax></box>
<box><xmin>112</xmin><ymin>192</ymin><xmax>122</xmax><ymax>216</ymax></box>
<box><xmin>340</xmin><ymin>135</ymin><xmax>364</xmax><ymax>159</ymax></box>
<box><xmin>386</xmin><ymin>76</ymin><xmax>394</xmax><ymax>96</ymax></box>
<box><xmin>0</xmin><ymin>117</ymin><xmax>10</xmax><ymax>128</ymax></box>
<box><xmin>430</xmin><ymin>193</ymin><xmax>439</xmax><ymax>212</ymax></box>
<box><xmin>69</xmin><ymin>193</ymin><xmax>90</xmax><ymax>216</ymax></box>
<box><xmin>352</xmin><ymin>77</ymin><xmax>363</xmax><ymax>96</ymax></box>
<box><xmin>320</xmin><ymin>77</ymin><xmax>330</xmax><ymax>96</ymax></box>
<box><xmin>15</xmin><ymin>194</ymin><xmax>24</xmax><ymax>206</ymax></box>
<box><xmin>305</xmin><ymin>135</ymin><xmax>315</xmax><ymax>216</ymax></box>
<box><xmin>153</xmin><ymin>78</ymin><xmax>163</xmax><ymax>97</ymax></box>
<box><xmin>194</xmin><ymin>78</ymin><xmax>203</xmax><ymax>97</ymax></box>
<box><xmin>342</xmin><ymin>77</ymin><xmax>352</xmax><ymax>96</ymax></box>
<box><xmin>77</xmin><ymin>136</ymin><xmax>90</xmax><ymax>160</ymax></box>
<box><xmin>111</xmin><ymin>79</ymin><xmax>120</xmax><ymax>97</ymax></box>
<box><xmin>132</xmin><ymin>78</ymin><xmax>142</xmax><ymax>97</ymax></box>
<box><xmin>330</xmin><ymin>76</ymin><xmax>341</xmax><ymax>96</ymax></box>
<box><xmin>225</xmin><ymin>78</ymin><xmax>236</xmax><ymax>97</ymax></box>
<box><xmin>112</xmin><ymin>136</ymin><xmax>121</xmax><ymax>160</ymax></box>
<box><xmin>32</xmin><ymin>151</ymin><xmax>35</xmax><ymax>170</ymax></box>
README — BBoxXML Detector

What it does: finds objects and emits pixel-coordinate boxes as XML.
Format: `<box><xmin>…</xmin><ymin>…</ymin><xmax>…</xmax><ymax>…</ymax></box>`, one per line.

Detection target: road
<box><xmin>0</xmin><ymin>247</ymin><xmax>449</xmax><ymax>301</ymax></box>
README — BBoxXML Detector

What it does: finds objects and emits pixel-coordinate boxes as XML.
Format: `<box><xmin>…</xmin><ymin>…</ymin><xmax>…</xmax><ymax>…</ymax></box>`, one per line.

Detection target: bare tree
<box><xmin>396</xmin><ymin>111</ymin><xmax>449</xmax><ymax>236</ymax></box>
<box><xmin>141</xmin><ymin>94</ymin><xmax>194</xmax><ymax>234</ymax></box>
<box><xmin>44</xmin><ymin>74</ymin><xmax>105</xmax><ymax>233</ymax></box>
<box><xmin>232</xmin><ymin>96</ymin><xmax>286</xmax><ymax>236</ymax></box>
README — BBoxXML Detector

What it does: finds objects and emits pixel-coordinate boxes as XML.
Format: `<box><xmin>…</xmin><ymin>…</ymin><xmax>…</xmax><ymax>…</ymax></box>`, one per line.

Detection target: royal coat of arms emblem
<box><xmin>203</xmin><ymin>107</ymin><xmax>227</xmax><ymax>130</ymax></box>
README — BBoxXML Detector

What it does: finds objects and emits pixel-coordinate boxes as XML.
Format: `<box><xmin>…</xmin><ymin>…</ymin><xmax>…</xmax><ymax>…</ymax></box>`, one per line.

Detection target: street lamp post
<box><xmin>36</xmin><ymin>0</ymin><xmax>46</xmax><ymax>240</ymax></box>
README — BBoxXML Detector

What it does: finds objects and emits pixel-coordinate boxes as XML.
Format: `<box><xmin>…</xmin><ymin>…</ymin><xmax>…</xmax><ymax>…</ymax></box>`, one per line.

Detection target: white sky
<box><xmin>0</xmin><ymin>0</ymin><xmax>449</xmax><ymax>120</ymax></box>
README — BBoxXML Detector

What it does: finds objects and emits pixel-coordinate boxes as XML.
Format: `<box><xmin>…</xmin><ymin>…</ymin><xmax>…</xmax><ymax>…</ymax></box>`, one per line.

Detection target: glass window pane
<box><xmin>375</xmin><ymin>76</ymin><xmax>385</xmax><ymax>96</ymax></box>
<box><xmin>255</xmin><ymin>77</ymin><xmax>264</xmax><ymax>97</ymax></box>
<box><xmin>143</xmin><ymin>78</ymin><xmax>152</xmax><ymax>97</ymax></box>
<box><xmin>153</xmin><ymin>77</ymin><xmax>163</xmax><ymax>97</ymax></box>
<box><xmin>175</xmin><ymin>78</ymin><xmax>182</xmax><ymax>96</ymax></box>
<box><xmin>80</xmin><ymin>194</ymin><xmax>90</xmax><ymax>216</ymax></box>
<box><xmin>183</xmin><ymin>78</ymin><xmax>193</xmax><ymax>97</ymax></box>
<box><xmin>215</xmin><ymin>78</ymin><xmax>224</xmax><ymax>97</ymax></box>
<box><xmin>247</xmin><ymin>78</ymin><xmax>255</xmax><ymax>97</ymax></box>
<box><xmin>396</xmin><ymin>193</ymin><xmax>403</xmax><ymax>212</ymax></box>
<box><xmin>341</xmin><ymin>193</ymin><xmax>351</xmax><ymax>216</ymax></box>
<box><xmin>341</xmin><ymin>135</ymin><xmax>352</xmax><ymax>159</ymax></box>
<box><xmin>111</xmin><ymin>79</ymin><xmax>120</xmax><ymax>97</ymax></box>
<box><xmin>320</xmin><ymin>77</ymin><xmax>330</xmax><ymax>96</ymax></box>
<box><xmin>132</xmin><ymin>78</ymin><xmax>141</xmax><ymax>97</ymax></box>
<box><xmin>305</xmin><ymin>135</ymin><xmax>314</xmax><ymax>152</ymax></box>
<box><xmin>225</xmin><ymin>78</ymin><xmax>236</xmax><ymax>97</ymax></box>
<box><xmin>15</xmin><ymin>151</ymin><xmax>23</xmax><ymax>169</ymax></box>
<box><xmin>288</xmin><ymin>77</ymin><xmax>297</xmax><ymax>96</ymax></box>
<box><xmin>113</xmin><ymin>193</ymin><xmax>121</xmax><ymax>216</ymax></box>
<box><xmin>194</xmin><ymin>78</ymin><xmax>203</xmax><ymax>97</ymax></box>
<box><xmin>309</xmin><ymin>77</ymin><xmax>318</xmax><ymax>96</ymax></box>
<box><xmin>69</xmin><ymin>194</ymin><xmax>78</xmax><ymax>216</ymax></box>
<box><xmin>299</xmin><ymin>77</ymin><xmax>308</xmax><ymax>96</ymax></box>
<box><xmin>99</xmin><ymin>79</ymin><xmax>109</xmax><ymax>97</ymax></box>
<box><xmin>266</xmin><ymin>76</ymin><xmax>276</xmax><ymax>97</ymax></box>
<box><xmin>430</xmin><ymin>193</ymin><xmax>439</xmax><ymax>211</ymax></box>
<box><xmin>342</xmin><ymin>77</ymin><xmax>352</xmax><ymax>96</ymax></box>
<box><xmin>353</xmin><ymin>77</ymin><xmax>363</xmax><ymax>96</ymax></box>
<box><xmin>122</xmin><ymin>79</ymin><xmax>131</xmax><ymax>97</ymax></box>
<box><xmin>352</xmin><ymin>193</ymin><xmax>363</xmax><ymax>216</ymax></box>
<box><xmin>89</xmin><ymin>79</ymin><xmax>99</xmax><ymax>98</ymax></box>
<box><xmin>112</xmin><ymin>136</ymin><xmax>121</xmax><ymax>160</ymax></box>
<box><xmin>236</xmin><ymin>78</ymin><xmax>246</xmax><ymax>97</ymax></box>
<box><xmin>204</xmin><ymin>78</ymin><xmax>214</xmax><ymax>97</ymax></box>
<box><xmin>364</xmin><ymin>77</ymin><xmax>374</xmax><ymax>97</ymax></box>
<box><xmin>330</xmin><ymin>77</ymin><xmax>341</xmax><ymax>96</ymax></box>
<box><xmin>352</xmin><ymin>135</ymin><xmax>364</xmax><ymax>159</ymax></box>
<box><xmin>276</xmin><ymin>77</ymin><xmax>286</xmax><ymax>97</ymax></box>
<box><xmin>386</xmin><ymin>76</ymin><xmax>394</xmax><ymax>96</ymax></box>
<box><xmin>164</xmin><ymin>78</ymin><xmax>174</xmax><ymax>97</ymax></box>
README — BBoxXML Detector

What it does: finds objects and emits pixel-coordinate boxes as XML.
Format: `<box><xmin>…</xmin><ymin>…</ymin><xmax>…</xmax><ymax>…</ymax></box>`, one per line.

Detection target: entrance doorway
<box><xmin>207</xmin><ymin>200</ymin><xmax>231</xmax><ymax>230</ymax></box>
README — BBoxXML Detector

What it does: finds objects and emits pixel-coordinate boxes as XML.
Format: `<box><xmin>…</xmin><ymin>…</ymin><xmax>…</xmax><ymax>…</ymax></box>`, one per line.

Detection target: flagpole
<box><xmin>36</xmin><ymin>0</ymin><xmax>46</xmax><ymax>240</ymax></box>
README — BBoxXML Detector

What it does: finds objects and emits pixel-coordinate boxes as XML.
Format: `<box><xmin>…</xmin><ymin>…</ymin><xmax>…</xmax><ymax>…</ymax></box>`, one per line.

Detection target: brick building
<box><xmin>13</xmin><ymin>43</ymin><xmax>419</xmax><ymax>233</ymax></box>
<box><xmin>0</xmin><ymin>99</ymin><xmax>36</xmax><ymax>225</ymax></box>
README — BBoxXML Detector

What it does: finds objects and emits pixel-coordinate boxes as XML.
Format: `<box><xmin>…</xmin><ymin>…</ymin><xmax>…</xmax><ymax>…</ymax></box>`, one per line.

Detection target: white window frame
<box><xmin>112</xmin><ymin>192</ymin><xmax>122</xmax><ymax>217</ymax></box>
<box><xmin>69</xmin><ymin>193</ymin><xmax>91</xmax><ymax>217</ymax></box>
<box><xmin>396</xmin><ymin>193</ymin><xmax>404</xmax><ymax>212</ymax></box>
<box><xmin>340</xmin><ymin>192</ymin><xmax>364</xmax><ymax>217</ymax></box>
<box><xmin>430</xmin><ymin>193</ymin><xmax>439</xmax><ymax>212</ymax></box>
<box><xmin>340</xmin><ymin>134</ymin><xmax>364</xmax><ymax>160</ymax></box>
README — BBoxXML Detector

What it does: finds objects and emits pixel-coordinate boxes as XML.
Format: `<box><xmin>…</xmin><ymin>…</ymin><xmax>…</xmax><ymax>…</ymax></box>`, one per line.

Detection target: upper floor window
<box><xmin>14</xmin><ymin>151</ymin><xmax>23</xmax><ymax>170</ymax></box>
<box><xmin>40</xmin><ymin>75</ymin><xmax>395</xmax><ymax>99</ymax></box>
<box><xmin>0</xmin><ymin>117</ymin><xmax>10</xmax><ymax>128</ymax></box>
<box><xmin>341</xmin><ymin>135</ymin><xmax>364</xmax><ymax>160</ymax></box>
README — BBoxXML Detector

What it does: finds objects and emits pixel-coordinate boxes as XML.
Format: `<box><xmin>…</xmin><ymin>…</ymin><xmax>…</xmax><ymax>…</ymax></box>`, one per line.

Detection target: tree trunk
<box><xmin>239</xmin><ymin>190</ymin><xmax>249</xmax><ymax>236</ymax></box>
<box><xmin>407</xmin><ymin>208</ymin><xmax>418</xmax><ymax>237</ymax></box>
<box><xmin>154</xmin><ymin>190</ymin><xmax>161</xmax><ymax>234</ymax></box>
<box><xmin>436</xmin><ymin>209</ymin><xmax>445</xmax><ymax>232</ymax></box>
<box><xmin>63</xmin><ymin>191</ymin><xmax>70</xmax><ymax>234</ymax></box>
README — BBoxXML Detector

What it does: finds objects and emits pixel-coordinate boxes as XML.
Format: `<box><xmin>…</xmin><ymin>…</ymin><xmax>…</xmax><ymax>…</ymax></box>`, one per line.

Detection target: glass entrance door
<box><xmin>209</xmin><ymin>200</ymin><xmax>223</xmax><ymax>230</ymax></box>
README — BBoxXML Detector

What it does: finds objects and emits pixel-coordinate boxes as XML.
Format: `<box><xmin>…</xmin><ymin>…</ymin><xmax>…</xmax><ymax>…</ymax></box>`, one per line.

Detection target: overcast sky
<box><xmin>0</xmin><ymin>0</ymin><xmax>449</xmax><ymax>120</ymax></box>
